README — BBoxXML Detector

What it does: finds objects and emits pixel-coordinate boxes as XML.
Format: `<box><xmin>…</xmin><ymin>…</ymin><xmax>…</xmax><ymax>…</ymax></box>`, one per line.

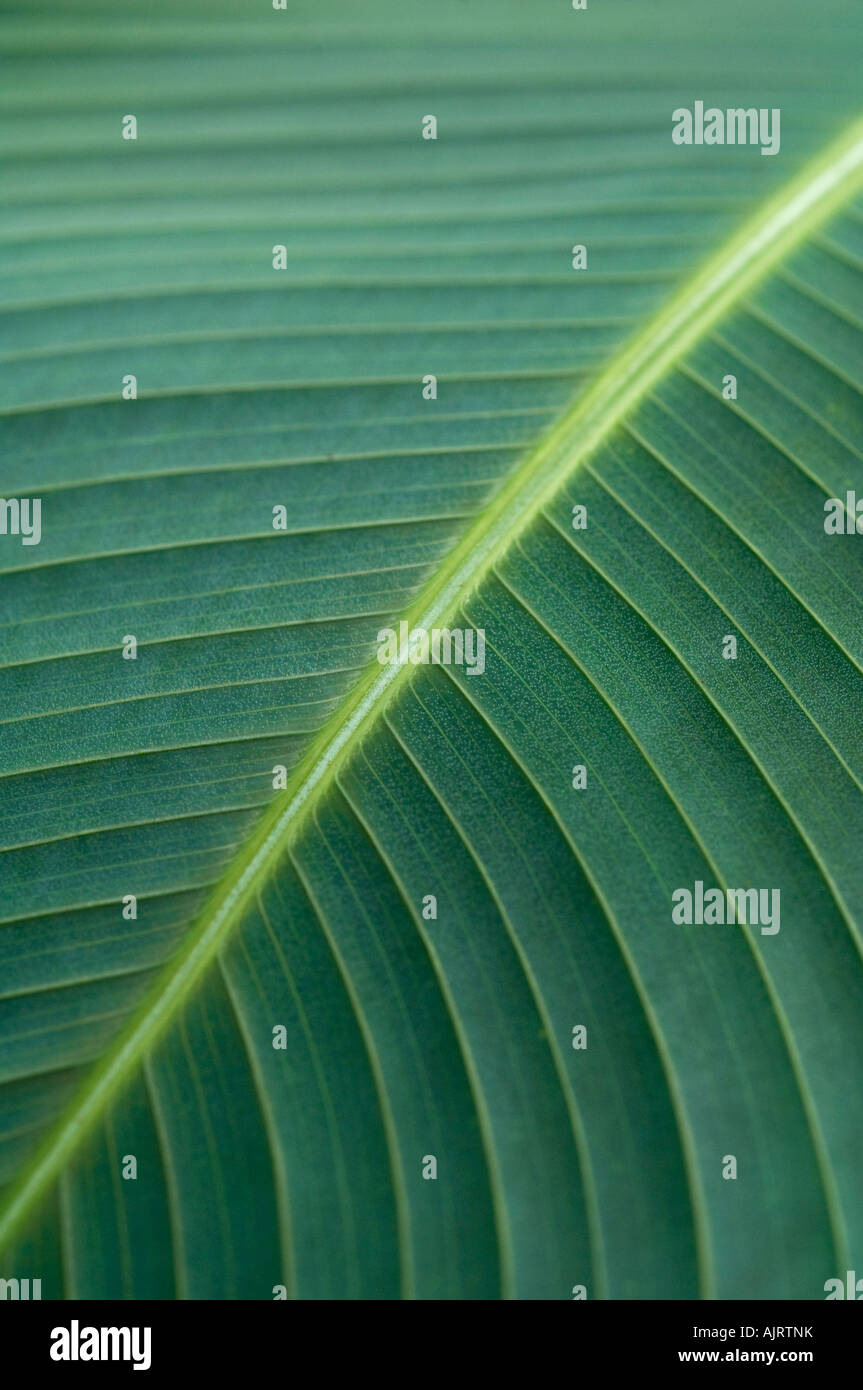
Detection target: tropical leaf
<box><xmin>1</xmin><ymin>0</ymin><xmax>863</xmax><ymax>1300</ymax></box>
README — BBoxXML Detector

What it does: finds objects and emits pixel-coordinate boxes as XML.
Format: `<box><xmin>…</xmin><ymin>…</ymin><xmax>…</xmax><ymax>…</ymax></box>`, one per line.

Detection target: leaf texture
<box><xmin>1</xmin><ymin>0</ymin><xmax>863</xmax><ymax>1300</ymax></box>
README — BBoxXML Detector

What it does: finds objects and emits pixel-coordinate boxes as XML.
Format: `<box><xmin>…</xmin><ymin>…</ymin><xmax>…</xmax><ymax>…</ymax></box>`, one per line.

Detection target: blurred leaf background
<box><xmin>1</xmin><ymin>0</ymin><xmax>863</xmax><ymax>1298</ymax></box>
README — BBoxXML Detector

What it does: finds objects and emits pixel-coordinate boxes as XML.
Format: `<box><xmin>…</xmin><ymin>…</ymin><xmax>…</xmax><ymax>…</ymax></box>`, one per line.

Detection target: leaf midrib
<box><xmin>3</xmin><ymin>111</ymin><xmax>863</xmax><ymax>1253</ymax></box>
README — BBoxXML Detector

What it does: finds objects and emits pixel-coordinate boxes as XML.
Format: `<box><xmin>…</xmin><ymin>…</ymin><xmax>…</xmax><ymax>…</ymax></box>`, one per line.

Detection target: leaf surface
<box><xmin>2</xmin><ymin>0</ymin><xmax>863</xmax><ymax>1300</ymax></box>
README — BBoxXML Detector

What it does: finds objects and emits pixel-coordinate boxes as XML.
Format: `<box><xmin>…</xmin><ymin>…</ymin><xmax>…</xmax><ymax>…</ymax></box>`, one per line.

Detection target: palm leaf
<box><xmin>2</xmin><ymin>0</ymin><xmax>863</xmax><ymax>1299</ymax></box>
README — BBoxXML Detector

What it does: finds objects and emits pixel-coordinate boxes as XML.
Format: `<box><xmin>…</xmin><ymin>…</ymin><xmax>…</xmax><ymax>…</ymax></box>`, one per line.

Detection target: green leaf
<box><xmin>2</xmin><ymin>0</ymin><xmax>863</xmax><ymax>1300</ymax></box>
